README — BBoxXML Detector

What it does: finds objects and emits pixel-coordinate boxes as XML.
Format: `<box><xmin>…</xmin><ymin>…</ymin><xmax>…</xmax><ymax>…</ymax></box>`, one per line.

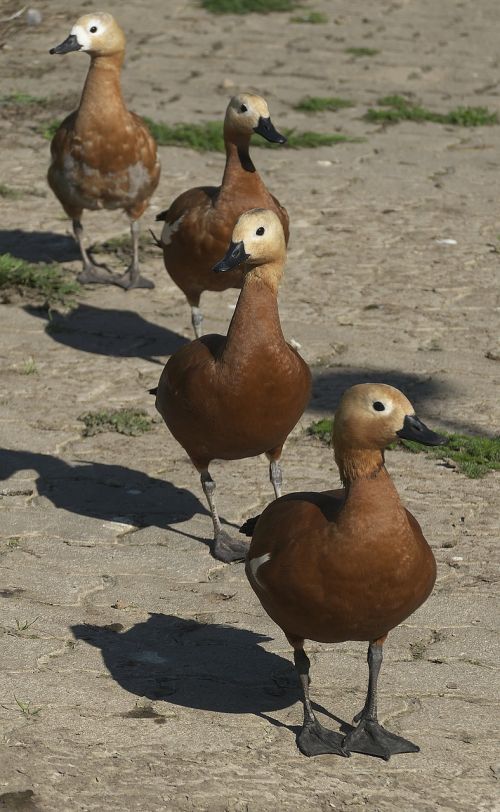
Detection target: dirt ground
<box><xmin>0</xmin><ymin>0</ymin><xmax>499</xmax><ymax>810</ymax></box>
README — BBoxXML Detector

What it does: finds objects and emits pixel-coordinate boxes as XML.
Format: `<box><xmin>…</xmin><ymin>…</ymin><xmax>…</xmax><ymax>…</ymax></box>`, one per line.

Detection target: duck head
<box><xmin>212</xmin><ymin>209</ymin><xmax>286</xmax><ymax>288</ymax></box>
<box><xmin>224</xmin><ymin>93</ymin><xmax>286</xmax><ymax>146</ymax></box>
<box><xmin>50</xmin><ymin>12</ymin><xmax>126</xmax><ymax>57</ymax></box>
<box><xmin>333</xmin><ymin>383</ymin><xmax>446</xmax><ymax>482</ymax></box>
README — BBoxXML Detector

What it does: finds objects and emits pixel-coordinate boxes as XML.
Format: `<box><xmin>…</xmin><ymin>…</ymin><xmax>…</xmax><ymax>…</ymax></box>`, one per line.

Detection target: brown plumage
<box><xmin>48</xmin><ymin>12</ymin><xmax>160</xmax><ymax>289</ymax></box>
<box><xmin>245</xmin><ymin>383</ymin><xmax>446</xmax><ymax>759</ymax></box>
<box><xmin>154</xmin><ymin>93</ymin><xmax>289</xmax><ymax>337</ymax></box>
<box><xmin>155</xmin><ymin>209</ymin><xmax>311</xmax><ymax>563</ymax></box>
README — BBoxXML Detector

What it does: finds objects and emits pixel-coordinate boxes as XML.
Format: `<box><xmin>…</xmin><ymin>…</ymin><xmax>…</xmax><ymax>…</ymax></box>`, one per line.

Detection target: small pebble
<box><xmin>289</xmin><ymin>338</ymin><xmax>302</xmax><ymax>350</ymax></box>
<box><xmin>435</xmin><ymin>238</ymin><xmax>457</xmax><ymax>245</ymax></box>
<box><xmin>446</xmin><ymin>681</ymin><xmax>458</xmax><ymax>689</ymax></box>
<box><xmin>26</xmin><ymin>8</ymin><xmax>43</xmax><ymax>26</ymax></box>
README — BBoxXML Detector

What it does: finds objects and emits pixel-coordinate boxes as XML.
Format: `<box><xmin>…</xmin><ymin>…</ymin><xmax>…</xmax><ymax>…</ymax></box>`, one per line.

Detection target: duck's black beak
<box><xmin>50</xmin><ymin>34</ymin><xmax>82</xmax><ymax>55</ymax></box>
<box><xmin>396</xmin><ymin>414</ymin><xmax>447</xmax><ymax>446</ymax></box>
<box><xmin>212</xmin><ymin>240</ymin><xmax>249</xmax><ymax>273</ymax></box>
<box><xmin>253</xmin><ymin>116</ymin><xmax>287</xmax><ymax>144</ymax></box>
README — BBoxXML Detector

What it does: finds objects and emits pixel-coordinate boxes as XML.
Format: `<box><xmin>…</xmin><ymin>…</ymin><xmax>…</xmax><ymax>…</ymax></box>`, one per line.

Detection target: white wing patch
<box><xmin>248</xmin><ymin>553</ymin><xmax>271</xmax><ymax>589</ymax></box>
<box><xmin>161</xmin><ymin>214</ymin><xmax>185</xmax><ymax>246</ymax></box>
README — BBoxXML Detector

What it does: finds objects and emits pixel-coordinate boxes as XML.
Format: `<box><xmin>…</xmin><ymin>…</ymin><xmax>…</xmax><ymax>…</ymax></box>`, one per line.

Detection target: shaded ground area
<box><xmin>0</xmin><ymin>1</ymin><xmax>499</xmax><ymax>810</ymax></box>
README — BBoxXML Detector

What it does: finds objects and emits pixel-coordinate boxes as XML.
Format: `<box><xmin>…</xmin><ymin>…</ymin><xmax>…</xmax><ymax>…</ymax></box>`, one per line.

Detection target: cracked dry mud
<box><xmin>0</xmin><ymin>1</ymin><xmax>499</xmax><ymax>810</ymax></box>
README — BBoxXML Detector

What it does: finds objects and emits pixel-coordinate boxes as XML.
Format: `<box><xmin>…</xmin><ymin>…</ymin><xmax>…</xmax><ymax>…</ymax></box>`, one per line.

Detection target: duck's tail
<box><xmin>239</xmin><ymin>514</ymin><xmax>261</xmax><ymax>537</ymax></box>
<box><xmin>148</xmin><ymin>387</ymin><xmax>158</xmax><ymax>396</ymax></box>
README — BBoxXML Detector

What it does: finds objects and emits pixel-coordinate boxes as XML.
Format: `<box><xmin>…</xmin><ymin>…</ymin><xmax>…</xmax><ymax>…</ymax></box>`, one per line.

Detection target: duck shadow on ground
<box><xmin>1</xmin><ymin>448</ymin><xmax>211</xmax><ymax>537</ymax></box>
<box><xmin>0</xmin><ymin>229</ymin><xmax>80</xmax><ymax>263</ymax></box>
<box><xmin>72</xmin><ymin>613</ymin><xmax>303</xmax><ymax>717</ymax></box>
<box><xmin>24</xmin><ymin>304</ymin><xmax>187</xmax><ymax>362</ymax></box>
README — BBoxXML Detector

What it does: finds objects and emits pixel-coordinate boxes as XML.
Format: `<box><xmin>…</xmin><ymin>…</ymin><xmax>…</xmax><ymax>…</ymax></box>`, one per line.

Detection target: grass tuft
<box><xmin>0</xmin><ymin>92</ymin><xmax>46</xmax><ymax>105</ymax></box>
<box><xmin>14</xmin><ymin>696</ymin><xmax>41</xmax><ymax>719</ymax></box>
<box><xmin>295</xmin><ymin>96</ymin><xmax>354</xmax><ymax>112</ymax></box>
<box><xmin>201</xmin><ymin>0</ymin><xmax>297</xmax><ymax>12</ymax></box>
<box><xmin>366</xmin><ymin>95</ymin><xmax>498</xmax><ymax>126</ymax></box>
<box><xmin>79</xmin><ymin>408</ymin><xmax>154</xmax><ymax>437</ymax></box>
<box><xmin>21</xmin><ymin>357</ymin><xmax>37</xmax><ymax>376</ymax></box>
<box><xmin>143</xmin><ymin>118</ymin><xmax>361</xmax><ymax>151</ymax></box>
<box><xmin>291</xmin><ymin>11</ymin><xmax>328</xmax><ymax>23</ymax></box>
<box><xmin>0</xmin><ymin>254</ymin><xmax>80</xmax><ymax>307</ymax></box>
<box><xmin>0</xmin><ymin>183</ymin><xmax>21</xmax><ymax>199</ymax></box>
<box><xmin>346</xmin><ymin>47</ymin><xmax>379</xmax><ymax>57</ymax></box>
<box><xmin>307</xmin><ymin>418</ymin><xmax>500</xmax><ymax>478</ymax></box>
<box><xmin>40</xmin><ymin>119</ymin><xmax>61</xmax><ymax>140</ymax></box>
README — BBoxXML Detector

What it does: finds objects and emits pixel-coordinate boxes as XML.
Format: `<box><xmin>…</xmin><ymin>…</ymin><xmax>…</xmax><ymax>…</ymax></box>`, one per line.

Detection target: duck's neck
<box><xmin>222</xmin><ymin>269</ymin><xmax>285</xmax><ymax>364</ymax></box>
<box><xmin>77</xmin><ymin>53</ymin><xmax>127</xmax><ymax>126</ymax></box>
<box><xmin>335</xmin><ymin>448</ymin><xmax>386</xmax><ymax>491</ymax></box>
<box><xmin>219</xmin><ymin>137</ymin><xmax>264</xmax><ymax>196</ymax></box>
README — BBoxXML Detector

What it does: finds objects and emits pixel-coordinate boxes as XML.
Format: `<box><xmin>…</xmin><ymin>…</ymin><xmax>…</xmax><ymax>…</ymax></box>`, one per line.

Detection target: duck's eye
<box><xmin>90</xmin><ymin>25</ymin><xmax>98</xmax><ymax>33</ymax></box>
<box><xmin>239</xmin><ymin>104</ymin><xmax>248</xmax><ymax>113</ymax></box>
<box><xmin>256</xmin><ymin>226</ymin><xmax>265</xmax><ymax>236</ymax></box>
<box><xmin>373</xmin><ymin>401</ymin><xmax>386</xmax><ymax>412</ymax></box>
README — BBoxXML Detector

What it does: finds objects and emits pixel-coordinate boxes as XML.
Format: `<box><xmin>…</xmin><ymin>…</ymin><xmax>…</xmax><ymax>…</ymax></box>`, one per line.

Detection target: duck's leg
<box><xmin>342</xmin><ymin>639</ymin><xmax>419</xmax><ymax>760</ymax></box>
<box><xmin>73</xmin><ymin>219</ymin><xmax>115</xmax><ymax>284</ymax></box>
<box><xmin>200</xmin><ymin>469</ymin><xmax>249</xmax><ymax>563</ymax></box>
<box><xmin>189</xmin><ymin>297</ymin><xmax>203</xmax><ymax>339</ymax></box>
<box><xmin>266</xmin><ymin>448</ymin><xmax>283</xmax><ymax>499</ymax></box>
<box><xmin>116</xmin><ymin>219</ymin><xmax>155</xmax><ymax>290</ymax></box>
<box><xmin>292</xmin><ymin>645</ymin><xmax>347</xmax><ymax>758</ymax></box>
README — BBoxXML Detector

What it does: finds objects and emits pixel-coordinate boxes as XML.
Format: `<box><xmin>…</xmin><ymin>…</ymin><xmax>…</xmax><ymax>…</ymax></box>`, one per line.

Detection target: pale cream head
<box><xmin>70</xmin><ymin>12</ymin><xmax>126</xmax><ymax>56</ymax></box>
<box><xmin>333</xmin><ymin>383</ymin><xmax>415</xmax><ymax>452</ymax></box>
<box><xmin>224</xmin><ymin>93</ymin><xmax>271</xmax><ymax>135</ymax></box>
<box><xmin>233</xmin><ymin>208</ymin><xmax>286</xmax><ymax>268</ymax></box>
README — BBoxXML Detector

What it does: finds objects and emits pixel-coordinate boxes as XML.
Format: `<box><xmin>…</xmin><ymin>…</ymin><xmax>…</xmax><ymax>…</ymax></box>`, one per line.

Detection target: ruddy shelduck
<box><xmin>154</xmin><ymin>93</ymin><xmax>288</xmax><ymax>336</ymax></box>
<box><xmin>48</xmin><ymin>12</ymin><xmax>160</xmax><ymax>289</ymax></box>
<box><xmin>244</xmin><ymin>383</ymin><xmax>446</xmax><ymax>759</ymax></box>
<box><xmin>154</xmin><ymin>209</ymin><xmax>311</xmax><ymax>563</ymax></box>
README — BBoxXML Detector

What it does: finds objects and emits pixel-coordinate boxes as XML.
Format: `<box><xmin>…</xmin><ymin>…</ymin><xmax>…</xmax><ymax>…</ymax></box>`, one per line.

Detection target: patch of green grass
<box><xmin>14</xmin><ymin>696</ymin><xmax>41</xmax><ymax>719</ymax></box>
<box><xmin>366</xmin><ymin>95</ymin><xmax>498</xmax><ymax>126</ymax></box>
<box><xmin>295</xmin><ymin>96</ymin><xmax>354</xmax><ymax>112</ymax></box>
<box><xmin>79</xmin><ymin>408</ymin><xmax>154</xmax><ymax>437</ymax></box>
<box><xmin>307</xmin><ymin>418</ymin><xmax>333</xmax><ymax>444</ymax></box>
<box><xmin>401</xmin><ymin>434</ymin><xmax>500</xmax><ymax>479</ymax></box>
<box><xmin>0</xmin><ymin>92</ymin><xmax>45</xmax><ymax>105</ymax></box>
<box><xmin>39</xmin><ymin>119</ymin><xmax>60</xmax><ymax>140</ymax></box>
<box><xmin>291</xmin><ymin>11</ymin><xmax>328</xmax><ymax>23</ymax></box>
<box><xmin>144</xmin><ymin>118</ymin><xmax>361</xmax><ymax>151</ymax></box>
<box><xmin>201</xmin><ymin>0</ymin><xmax>297</xmax><ymax>12</ymax></box>
<box><xmin>0</xmin><ymin>183</ymin><xmax>21</xmax><ymax>199</ymax></box>
<box><xmin>306</xmin><ymin>418</ymin><xmax>500</xmax><ymax>478</ymax></box>
<box><xmin>346</xmin><ymin>47</ymin><xmax>379</xmax><ymax>57</ymax></box>
<box><xmin>0</xmin><ymin>253</ymin><xmax>81</xmax><ymax>307</ymax></box>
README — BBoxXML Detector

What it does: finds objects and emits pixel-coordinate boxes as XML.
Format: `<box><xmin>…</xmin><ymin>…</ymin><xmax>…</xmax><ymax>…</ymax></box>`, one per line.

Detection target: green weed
<box><xmin>15</xmin><ymin>617</ymin><xmax>40</xmax><ymax>632</ymax></box>
<box><xmin>201</xmin><ymin>0</ymin><xmax>297</xmax><ymax>12</ymax></box>
<box><xmin>79</xmin><ymin>408</ymin><xmax>154</xmax><ymax>437</ymax></box>
<box><xmin>0</xmin><ymin>253</ymin><xmax>81</xmax><ymax>307</ymax></box>
<box><xmin>346</xmin><ymin>47</ymin><xmax>379</xmax><ymax>57</ymax></box>
<box><xmin>295</xmin><ymin>96</ymin><xmax>354</xmax><ymax>112</ymax></box>
<box><xmin>21</xmin><ymin>357</ymin><xmax>37</xmax><ymax>375</ymax></box>
<box><xmin>0</xmin><ymin>92</ymin><xmax>45</xmax><ymax>105</ymax></box>
<box><xmin>14</xmin><ymin>696</ymin><xmax>41</xmax><ymax>719</ymax></box>
<box><xmin>0</xmin><ymin>183</ymin><xmax>21</xmax><ymax>199</ymax></box>
<box><xmin>291</xmin><ymin>11</ymin><xmax>328</xmax><ymax>23</ymax></box>
<box><xmin>307</xmin><ymin>417</ymin><xmax>500</xmax><ymax>478</ymax></box>
<box><xmin>366</xmin><ymin>95</ymin><xmax>498</xmax><ymax>126</ymax></box>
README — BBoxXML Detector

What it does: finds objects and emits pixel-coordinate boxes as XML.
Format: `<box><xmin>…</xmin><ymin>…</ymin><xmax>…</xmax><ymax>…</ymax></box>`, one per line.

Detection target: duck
<box><xmin>153</xmin><ymin>93</ymin><xmax>289</xmax><ymax>337</ymax></box>
<box><xmin>154</xmin><ymin>209</ymin><xmax>311</xmax><ymax>563</ymax></box>
<box><xmin>243</xmin><ymin>383</ymin><xmax>446</xmax><ymax>759</ymax></box>
<box><xmin>48</xmin><ymin>12</ymin><xmax>160</xmax><ymax>289</ymax></box>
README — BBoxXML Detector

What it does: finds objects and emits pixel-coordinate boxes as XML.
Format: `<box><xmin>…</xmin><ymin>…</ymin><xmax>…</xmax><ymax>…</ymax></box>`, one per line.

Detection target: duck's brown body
<box><xmin>156</xmin><ymin>275</ymin><xmax>309</xmax><ymax>470</ymax></box>
<box><xmin>48</xmin><ymin>53</ymin><xmax>160</xmax><ymax>220</ymax></box>
<box><xmin>157</xmin><ymin>144</ymin><xmax>288</xmax><ymax>307</ymax></box>
<box><xmin>247</xmin><ymin>469</ymin><xmax>436</xmax><ymax>645</ymax></box>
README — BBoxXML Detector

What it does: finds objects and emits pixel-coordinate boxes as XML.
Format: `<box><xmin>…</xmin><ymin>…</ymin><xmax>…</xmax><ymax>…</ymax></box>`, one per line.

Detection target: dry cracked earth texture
<box><xmin>0</xmin><ymin>0</ymin><xmax>499</xmax><ymax>810</ymax></box>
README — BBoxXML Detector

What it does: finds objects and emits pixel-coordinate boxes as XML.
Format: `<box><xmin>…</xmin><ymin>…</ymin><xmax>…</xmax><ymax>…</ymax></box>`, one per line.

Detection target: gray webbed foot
<box><xmin>343</xmin><ymin>718</ymin><xmax>419</xmax><ymax>760</ymax></box>
<box><xmin>297</xmin><ymin>718</ymin><xmax>348</xmax><ymax>758</ymax></box>
<box><xmin>115</xmin><ymin>267</ymin><xmax>155</xmax><ymax>290</ymax></box>
<box><xmin>212</xmin><ymin>530</ymin><xmax>249</xmax><ymax>563</ymax></box>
